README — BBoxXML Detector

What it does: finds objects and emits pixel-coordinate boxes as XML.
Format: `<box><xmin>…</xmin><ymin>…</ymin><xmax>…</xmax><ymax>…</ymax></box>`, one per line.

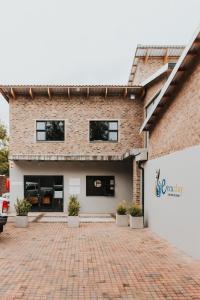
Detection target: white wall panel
<box><xmin>144</xmin><ymin>144</ymin><xmax>200</xmax><ymax>259</ymax></box>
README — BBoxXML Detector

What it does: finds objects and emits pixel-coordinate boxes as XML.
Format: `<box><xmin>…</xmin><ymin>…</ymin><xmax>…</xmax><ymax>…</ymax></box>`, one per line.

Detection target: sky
<box><xmin>0</xmin><ymin>0</ymin><xmax>199</xmax><ymax>127</ymax></box>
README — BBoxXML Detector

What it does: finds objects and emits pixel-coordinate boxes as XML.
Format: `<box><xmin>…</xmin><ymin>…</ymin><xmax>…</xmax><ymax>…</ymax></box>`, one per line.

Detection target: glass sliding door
<box><xmin>24</xmin><ymin>176</ymin><xmax>63</xmax><ymax>212</ymax></box>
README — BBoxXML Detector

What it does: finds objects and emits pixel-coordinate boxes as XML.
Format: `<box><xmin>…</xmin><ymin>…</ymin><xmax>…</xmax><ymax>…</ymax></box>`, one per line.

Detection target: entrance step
<box><xmin>37</xmin><ymin>213</ymin><xmax>115</xmax><ymax>223</ymax></box>
<box><xmin>8</xmin><ymin>212</ymin><xmax>115</xmax><ymax>223</ymax></box>
<box><xmin>7</xmin><ymin>212</ymin><xmax>43</xmax><ymax>223</ymax></box>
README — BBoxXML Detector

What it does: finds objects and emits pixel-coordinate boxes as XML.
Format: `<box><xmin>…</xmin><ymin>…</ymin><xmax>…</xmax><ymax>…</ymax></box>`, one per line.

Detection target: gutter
<box><xmin>134</xmin><ymin>151</ymin><xmax>147</xmax><ymax>226</ymax></box>
<box><xmin>138</xmin><ymin>162</ymin><xmax>144</xmax><ymax>223</ymax></box>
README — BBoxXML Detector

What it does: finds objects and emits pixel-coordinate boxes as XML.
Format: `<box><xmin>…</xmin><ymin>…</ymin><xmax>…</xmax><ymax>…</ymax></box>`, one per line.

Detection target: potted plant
<box><xmin>128</xmin><ymin>204</ymin><xmax>143</xmax><ymax>229</ymax></box>
<box><xmin>67</xmin><ymin>195</ymin><xmax>80</xmax><ymax>228</ymax></box>
<box><xmin>116</xmin><ymin>201</ymin><xmax>128</xmax><ymax>226</ymax></box>
<box><xmin>14</xmin><ymin>198</ymin><xmax>32</xmax><ymax>228</ymax></box>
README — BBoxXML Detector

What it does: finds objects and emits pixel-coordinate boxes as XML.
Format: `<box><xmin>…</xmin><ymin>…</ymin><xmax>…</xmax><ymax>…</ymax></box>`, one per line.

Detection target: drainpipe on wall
<box><xmin>133</xmin><ymin>152</ymin><xmax>145</xmax><ymax>226</ymax></box>
<box><xmin>138</xmin><ymin>162</ymin><xmax>144</xmax><ymax>224</ymax></box>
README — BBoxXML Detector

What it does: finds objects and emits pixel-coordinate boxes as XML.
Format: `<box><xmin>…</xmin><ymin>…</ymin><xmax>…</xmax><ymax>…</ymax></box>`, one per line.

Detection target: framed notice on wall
<box><xmin>69</xmin><ymin>178</ymin><xmax>80</xmax><ymax>195</ymax></box>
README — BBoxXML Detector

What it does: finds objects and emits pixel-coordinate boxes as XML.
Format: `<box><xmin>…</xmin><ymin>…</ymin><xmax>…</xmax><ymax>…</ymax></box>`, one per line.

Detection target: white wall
<box><xmin>144</xmin><ymin>144</ymin><xmax>200</xmax><ymax>260</ymax></box>
<box><xmin>10</xmin><ymin>160</ymin><xmax>132</xmax><ymax>214</ymax></box>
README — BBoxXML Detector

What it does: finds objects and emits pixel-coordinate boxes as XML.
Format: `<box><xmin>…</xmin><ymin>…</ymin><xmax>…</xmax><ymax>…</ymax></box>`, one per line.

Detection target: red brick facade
<box><xmin>148</xmin><ymin>61</ymin><xmax>200</xmax><ymax>159</ymax></box>
<box><xmin>10</xmin><ymin>96</ymin><xmax>143</xmax><ymax>157</ymax></box>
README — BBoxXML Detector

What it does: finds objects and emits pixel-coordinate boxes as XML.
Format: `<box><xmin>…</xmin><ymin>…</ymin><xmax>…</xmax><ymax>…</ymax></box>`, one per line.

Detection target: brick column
<box><xmin>133</xmin><ymin>159</ymin><xmax>141</xmax><ymax>205</ymax></box>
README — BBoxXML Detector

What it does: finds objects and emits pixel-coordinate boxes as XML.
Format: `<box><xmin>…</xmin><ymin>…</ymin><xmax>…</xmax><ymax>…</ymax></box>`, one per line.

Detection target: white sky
<box><xmin>0</xmin><ymin>0</ymin><xmax>199</xmax><ymax>127</ymax></box>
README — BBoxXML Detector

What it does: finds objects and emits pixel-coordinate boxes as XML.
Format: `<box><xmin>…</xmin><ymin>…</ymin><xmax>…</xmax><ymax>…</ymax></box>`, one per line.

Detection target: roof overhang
<box><xmin>135</xmin><ymin>45</ymin><xmax>185</xmax><ymax>58</ymax></box>
<box><xmin>0</xmin><ymin>85</ymin><xmax>144</xmax><ymax>102</ymax></box>
<box><xmin>140</xmin><ymin>27</ymin><xmax>200</xmax><ymax>132</ymax></box>
<box><xmin>128</xmin><ymin>45</ymin><xmax>185</xmax><ymax>85</ymax></box>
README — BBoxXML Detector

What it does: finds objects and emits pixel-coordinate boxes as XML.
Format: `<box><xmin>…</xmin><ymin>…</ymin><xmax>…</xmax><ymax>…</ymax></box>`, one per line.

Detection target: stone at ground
<box><xmin>0</xmin><ymin>223</ymin><xmax>200</xmax><ymax>299</ymax></box>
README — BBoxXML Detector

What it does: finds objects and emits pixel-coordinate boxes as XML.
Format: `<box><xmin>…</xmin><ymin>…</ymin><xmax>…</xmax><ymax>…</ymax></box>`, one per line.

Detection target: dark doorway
<box><xmin>24</xmin><ymin>176</ymin><xmax>63</xmax><ymax>212</ymax></box>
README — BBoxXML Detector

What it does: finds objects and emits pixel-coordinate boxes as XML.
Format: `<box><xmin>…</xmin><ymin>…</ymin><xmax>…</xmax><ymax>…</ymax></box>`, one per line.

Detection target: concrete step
<box><xmin>8</xmin><ymin>212</ymin><xmax>115</xmax><ymax>223</ymax></box>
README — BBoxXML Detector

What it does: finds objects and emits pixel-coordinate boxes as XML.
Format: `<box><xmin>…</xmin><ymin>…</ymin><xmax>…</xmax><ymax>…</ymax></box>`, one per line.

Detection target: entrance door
<box><xmin>24</xmin><ymin>176</ymin><xmax>63</xmax><ymax>212</ymax></box>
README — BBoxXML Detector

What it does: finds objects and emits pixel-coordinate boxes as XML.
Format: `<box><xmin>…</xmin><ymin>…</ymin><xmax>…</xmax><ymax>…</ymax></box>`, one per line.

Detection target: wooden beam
<box><xmin>194</xmin><ymin>38</ymin><xmax>200</xmax><ymax>43</ymax></box>
<box><xmin>29</xmin><ymin>88</ymin><xmax>34</xmax><ymax>99</ymax></box>
<box><xmin>0</xmin><ymin>88</ymin><xmax>9</xmax><ymax>102</ymax></box>
<box><xmin>170</xmin><ymin>81</ymin><xmax>178</xmax><ymax>86</ymax></box>
<box><xmin>188</xmin><ymin>50</ymin><xmax>198</xmax><ymax>55</ymax></box>
<box><xmin>11</xmin><ymin>88</ymin><xmax>16</xmax><ymax>99</ymax></box>
<box><xmin>144</xmin><ymin>49</ymin><xmax>150</xmax><ymax>64</ymax></box>
<box><xmin>47</xmin><ymin>87</ymin><xmax>52</xmax><ymax>100</ymax></box>
<box><xmin>105</xmin><ymin>87</ymin><xmax>108</xmax><ymax>98</ymax></box>
<box><xmin>67</xmin><ymin>87</ymin><xmax>70</xmax><ymax>99</ymax></box>
<box><xmin>157</xmin><ymin>103</ymin><xmax>164</xmax><ymax>108</ymax></box>
<box><xmin>178</xmin><ymin>67</ymin><xmax>186</xmax><ymax>72</ymax></box>
<box><xmin>163</xmin><ymin>48</ymin><xmax>169</xmax><ymax>64</ymax></box>
<box><xmin>87</xmin><ymin>87</ymin><xmax>90</xmax><ymax>98</ymax></box>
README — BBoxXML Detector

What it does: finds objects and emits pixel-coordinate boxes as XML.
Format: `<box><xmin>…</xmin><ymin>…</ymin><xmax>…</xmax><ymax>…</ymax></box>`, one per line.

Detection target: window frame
<box><xmin>36</xmin><ymin>120</ymin><xmax>65</xmax><ymax>142</ymax></box>
<box><xmin>89</xmin><ymin>120</ymin><xmax>119</xmax><ymax>143</ymax></box>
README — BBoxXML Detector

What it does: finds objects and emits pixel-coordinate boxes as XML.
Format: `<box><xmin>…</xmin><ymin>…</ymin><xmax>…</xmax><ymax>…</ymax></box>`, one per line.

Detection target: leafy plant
<box><xmin>128</xmin><ymin>204</ymin><xmax>143</xmax><ymax>217</ymax></box>
<box><xmin>68</xmin><ymin>195</ymin><xmax>80</xmax><ymax>216</ymax></box>
<box><xmin>0</xmin><ymin>122</ymin><xmax>9</xmax><ymax>176</ymax></box>
<box><xmin>14</xmin><ymin>198</ymin><xmax>32</xmax><ymax>216</ymax></box>
<box><xmin>116</xmin><ymin>201</ymin><xmax>127</xmax><ymax>215</ymax></box>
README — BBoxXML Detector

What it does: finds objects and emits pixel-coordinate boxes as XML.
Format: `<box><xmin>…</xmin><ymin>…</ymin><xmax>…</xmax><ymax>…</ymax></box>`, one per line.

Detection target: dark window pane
<box><xmin>24</xmin><ymin>176</ymin><xmax>64</xmax><ymax>212</ymax></box>
<box><xmin>90</xmin><ymin>121</ymin><xmax>108</xmax><ymax>141</ymax></box>
<box><xmin>46</xmin><ymin>121</ymin><xmax>64</xmax><ymax>141</ymax></box>
<box><xmin>90</xmin><ymin>121</ymin><xmax>118</xmax><ymax>142</ymax></box>
<box><xmin>86</xmin><ymin>176</ymin><xmax>115</xmax><ymax>196</ymax></box>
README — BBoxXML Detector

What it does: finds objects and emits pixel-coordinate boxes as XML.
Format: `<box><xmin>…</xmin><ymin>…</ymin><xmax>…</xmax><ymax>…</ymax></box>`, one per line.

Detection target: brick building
<box><xmin>0</xmin><ymin>26</ymin><xmax>199</xmax><ymax>258</ymax></box>
<box><xmin>139</xmin><ymin>27</ymin><xmax>200</xmax><ymax>259</ymax></box>
<box><xmin>1</xmin><ymin>85</ymin><xmax>147</xmax><ymax>213</ymax></box>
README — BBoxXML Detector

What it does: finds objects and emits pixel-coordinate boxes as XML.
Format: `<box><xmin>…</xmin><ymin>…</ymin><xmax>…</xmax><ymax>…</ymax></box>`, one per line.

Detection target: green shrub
<box><xmin>128</xmin><ymin>204</ymin><xmax>143</xmax><ymax>217</ymax></box>
<box><xmin>116</xmin><ymin>201</ymin><xmax>127</xmax><ymax>215</ymax></box>
<box><xmin>14</xmin><ymin>198</ymin><xmax>32</xmax><ymax>216</ymax></box>
<box><xmin>68</xmin><ymin>195</ymin><xmax>80</xmax><ymax>216</ymax></box>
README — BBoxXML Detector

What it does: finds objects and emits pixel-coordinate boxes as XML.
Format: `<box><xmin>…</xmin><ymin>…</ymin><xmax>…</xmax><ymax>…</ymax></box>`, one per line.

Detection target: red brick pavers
<box><xmin>0</xmin><ymin>223</ymin><xmax>200</xmax><ymax>300</ymax></box>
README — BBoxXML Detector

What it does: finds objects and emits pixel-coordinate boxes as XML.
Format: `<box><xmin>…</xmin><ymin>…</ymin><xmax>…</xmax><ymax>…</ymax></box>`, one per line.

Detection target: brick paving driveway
<box><xmin>0</xmin><ymin>223</ymin><xmax>200</xmax><ymax>300</ymax></box>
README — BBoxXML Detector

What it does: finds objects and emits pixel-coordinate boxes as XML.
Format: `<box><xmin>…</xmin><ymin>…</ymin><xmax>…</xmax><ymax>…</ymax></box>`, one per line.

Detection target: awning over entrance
<box><xmin>9</xmin><ymin>148</ymin><xmax>147</xmax><ymax>162</ymax></box>
<box><xmin>10</xmin><ymin>154</ymin><xmax>123</xmax><ymax>161</ymax></box>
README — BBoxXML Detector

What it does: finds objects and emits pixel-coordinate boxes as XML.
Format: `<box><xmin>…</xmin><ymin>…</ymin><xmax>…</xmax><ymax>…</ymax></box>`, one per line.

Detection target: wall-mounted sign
<box><xmin>155</xmin><ymin>169</ymin><xmax>183</xmax><ymax>198</ymax></box>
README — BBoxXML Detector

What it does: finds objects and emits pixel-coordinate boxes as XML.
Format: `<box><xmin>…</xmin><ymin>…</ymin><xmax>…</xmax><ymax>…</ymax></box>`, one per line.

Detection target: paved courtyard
<box><xmin>0</xmin><ymin>223</ymin><xmax>200</xmax><ymax>300</ymax></box>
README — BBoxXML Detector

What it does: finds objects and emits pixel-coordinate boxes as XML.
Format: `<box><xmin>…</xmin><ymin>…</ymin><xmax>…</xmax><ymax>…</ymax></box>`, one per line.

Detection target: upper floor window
<box><xmin>36</xmin><ymin>121</ymin><xmax>64</xmax><ymax>141</ymax></box>
<box><xmin>90</xmin><ymin>121</ymin><xmax>118</xmax><ymax>142</ymax></box>
<box><xmin>168</xmin><ymin>62</ymin><xmax>176</xmax><ymax>69</ymax></box>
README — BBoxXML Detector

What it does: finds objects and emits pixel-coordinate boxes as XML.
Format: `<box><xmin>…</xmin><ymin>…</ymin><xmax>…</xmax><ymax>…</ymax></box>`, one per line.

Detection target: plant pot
<box><xmin>116</xmin><ymin>213</ymin><xmax>128</xmax><ymax>227</ymax></box>
<box><xmin>129</xmin><ymin>215</ymin><xmax>143</xmax><ymax>229</ymax></box>
<box><xmin>15</xmin><ymin>216</ymin><xmax>29</xmax><ymax>228</ymax></box>
<box><xmin>68</xmin><ymin>216</ymin><xmax>80</xmax><ymax>228</ymax></box>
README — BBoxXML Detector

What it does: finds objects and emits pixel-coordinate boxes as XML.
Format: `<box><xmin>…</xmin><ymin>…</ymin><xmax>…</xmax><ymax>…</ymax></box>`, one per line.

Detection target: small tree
<box><xmin>68</xmin><ymin>195</ymin><xmax>80</xmax><ymax>216</ymax></box>
<box><xmin>14</xmin><ymin>198</ymin><xmax>32</xmax><ymax>216</ymax></box>
<box><xmin>0</xmin><ymin>122</ymin><xmax>9</xmax><ymax>176</ymax></box>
